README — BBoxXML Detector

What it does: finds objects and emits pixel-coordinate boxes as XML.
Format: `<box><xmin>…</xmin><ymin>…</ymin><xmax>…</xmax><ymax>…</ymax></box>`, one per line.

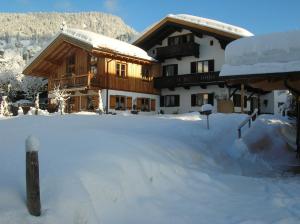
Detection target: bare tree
<box><xmin>52</xmin><ymin>85</ymin><xmax>70</xmax><ymax>115</ymax></box>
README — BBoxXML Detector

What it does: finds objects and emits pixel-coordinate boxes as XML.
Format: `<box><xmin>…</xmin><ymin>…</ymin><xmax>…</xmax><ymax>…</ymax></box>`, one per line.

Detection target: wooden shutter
<box><xmin>209</xmin><ymin>60</ymin><xmax>215</xmax><ymax>72</ymax></box>
<box><xmin>151</xmin><ymin>99</ymin><xmax>156</xmax><ymax>111</ymax></box>
<box><xmin>160</xmin><ymin>96</ymin><xmax>165</xmax><ymax>107</ymax></box>
<box><xmin>208</xmin><ymin>93</ymin><xmax>214</xmax><ymax>106</ymax></box>
<box><xmin>191</xmin><ymin>62</ymin><xmax>196</xmax><ymax>73</ymax></box>
<box><xmin>162</xmin><ymin>66</ymin><xmax>166</xmax><ymax>77</ymax></box>
<box><xmin>174</xmin><ymin>65</ymin><xmax>178</xmax><ymax>75</ymax></box>
<box><xmin>110</xmin><ymin>95</ymin><xmax>116</xmax><ymax>109</ymax></box>
<box><xmin>126</xmin><ymin>97</ymin><xmax>132</xmax><ymax>110</ymax></box>
<box><xmin>175</xmin><ymin>95</ymin><xmax>180</xmax><ymax>106</ymax></box>
<box><xmin>191</xmin><ymin>94</ymin><xmax>196</xmax><ymax>106</ymax></box>
<box><xmin>137</xmin><ymin>98</ymin><xmax>142</xmax><ymax>110</ymax></box>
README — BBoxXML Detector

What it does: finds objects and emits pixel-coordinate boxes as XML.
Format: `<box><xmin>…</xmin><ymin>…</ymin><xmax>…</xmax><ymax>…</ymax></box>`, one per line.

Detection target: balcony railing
<box><xmin>156</xmin><ymin>42</ymin><xmax>200</xmax><ymax>60</ymax></box>
<box><xmin>154</xmin><ymin>72</ymin><xmax>222</xmax><ymax>89</ymax></box>
<box><xmin>48</xmin><ymin>73</ymin><xmax>100</xmax><ymax>89</ymax></box>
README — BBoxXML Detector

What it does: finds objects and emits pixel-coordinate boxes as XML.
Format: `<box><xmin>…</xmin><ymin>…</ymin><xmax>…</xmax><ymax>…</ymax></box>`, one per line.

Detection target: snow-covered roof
<box><xmin>167</xmin><ymin>14</ymin><xmax>253</xmax><ymax>37</ymax></box>
<box><xmin>62</xmin><ymin>28</ymin><xmax>154</xmax><ymax>61</ymax></box>
<box><xmin>133</xmin><ymin>14</ymin><xmax>253</xmax><ymax>45</ymax></box>
<box><xmin>220</xmin><ymin>30</ymin><xmax>300</xmax><ymax>77</ymax></box>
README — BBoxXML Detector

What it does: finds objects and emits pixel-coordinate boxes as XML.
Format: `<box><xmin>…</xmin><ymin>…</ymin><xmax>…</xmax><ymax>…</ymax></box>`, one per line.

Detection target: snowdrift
<box><xmin>0</xmin><ymin>113</ymin><xmax>299</xmax><ymax>224</ymax></box>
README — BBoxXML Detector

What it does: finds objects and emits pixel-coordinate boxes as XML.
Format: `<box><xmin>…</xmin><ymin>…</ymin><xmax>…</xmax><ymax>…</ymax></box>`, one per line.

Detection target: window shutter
<box><xmin>208</xmin><ymin>93</ymin><xmax>214</xmax><ymax>106</ymax></box>
<box><xmin>126</xmin><ymin>97</ymin><xmax>132</xmax><ymax>110</ymax></box>
<box><xmin>209</xmin><ymin>60</ymin><xmax>214</xmax><ymax>72</ymax></box>
<box><xmin>151</xmin><ymin>99</ymin><xmax>156</xmax><ymax>111</ymax></box>
<box><xmin>109</xmin><ymin>95</ymin><xmax>116</xmax><ymax>109</ymax></box>
<box><xmin>191</xmin><ymin>62</ymin><xmax>196</xmax><ymax>73</ymax></box>
<box><xmin>191</xmin><ymin>94</ymin><xmax>196</xmax><ymax>106</ymax></box>
<box><xmin>174</xmin><ymin>65</ymin><xmax>178</xmax><ymax>75</ymax></box>
<box><xmin>244</xmin><ymin>96</ymin><xmax>247</xmax><ymax>108</ymax></box>
<box><xmin>160</xmin><ymin>96</ymin><xmax>165</xmax><ymax>107</ymax></box>
<box><xmin>175</xmin><ymin>95</ymin><xmax>180</xmax><ymax>107</ymax></box>
<box><xmin>162</xmin><ymin>66</ymin><xmax>166</xmax><ymax>77</ymax></box>
<box><xmin>137</xmin><ymin>98</ymin><xmax>142</xmax><ymax>110</ymax></box>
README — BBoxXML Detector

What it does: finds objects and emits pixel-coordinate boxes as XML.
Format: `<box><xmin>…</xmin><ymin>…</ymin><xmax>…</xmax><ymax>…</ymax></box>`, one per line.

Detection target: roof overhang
<box><xmin>23</xmin><ymin>32</ymin><xmax>156</xmax><ymax>77</ymax></box>
<box><xmin>133</xmin><ymin>16</ymin><xmax>248</xmax><ymax>50</ymax></box>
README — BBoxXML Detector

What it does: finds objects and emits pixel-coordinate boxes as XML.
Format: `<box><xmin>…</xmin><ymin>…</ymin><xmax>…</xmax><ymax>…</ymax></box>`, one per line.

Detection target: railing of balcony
<box><xmin>48</xmin><ymin>73</ymin><xmax>100</xmax><ymax>89</ymax></box>
<box><xmin>154</xmin><ymin>72</ymin><xmax>222</xmax><ymax>89</ymax></box>
<box><xmin>156</xmin><ymin>42</ymin><xmax>200</xmax><ymax>60</ymax></box>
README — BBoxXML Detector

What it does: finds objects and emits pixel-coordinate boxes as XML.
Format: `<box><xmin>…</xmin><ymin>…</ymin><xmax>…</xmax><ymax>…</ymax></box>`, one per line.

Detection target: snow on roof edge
<box><xmin>24</xmin><ymin>28</ymin><xmax>155</xmax><ymax>74</ymax></box>
<box><xmin>133</xmin><ymin>14</ymin><xmax>253</xmax><ymax>44</ymax></box>
<box><xmin>220</xmin><ymin>30</ymin><xmax>300</xmax><ymax>77</ymax></box>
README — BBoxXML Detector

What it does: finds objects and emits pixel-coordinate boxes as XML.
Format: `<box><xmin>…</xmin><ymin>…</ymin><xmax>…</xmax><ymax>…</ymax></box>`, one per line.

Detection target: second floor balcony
<box><xmin>154</xmin><ymin>72</ymin><xmax>223</xmax><ymax>89</ymax></box>
<box><xmin>156</xmin><ymin>42</ymin><xmax>200</xmax><ymax>61</ymax></box>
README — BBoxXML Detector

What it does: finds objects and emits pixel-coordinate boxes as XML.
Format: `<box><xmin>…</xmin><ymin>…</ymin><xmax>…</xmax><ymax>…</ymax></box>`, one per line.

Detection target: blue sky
<box><xmin>1</xmin><ymin>0</ymin><xmax>300</xmax><ymax>35</ymax></box>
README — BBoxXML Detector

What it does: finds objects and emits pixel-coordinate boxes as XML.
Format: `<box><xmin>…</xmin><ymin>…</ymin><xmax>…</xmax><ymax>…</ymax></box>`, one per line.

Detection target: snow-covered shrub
<box><xmin>34</xmin><ymin>93</ymin><xmax>39</xmax><ymax>115</ymax></box>
<box><xmin>97</xmin><ymin>90</ymin><xmax>104</xmax><ymax>115</ymax></box>
<box><xmin>17</xmin><ymin>106</ymin><xmax>24</xmax><ymax>116</ymax></box>
<box><xmin>0</xmin><ymin>96</ymin><xmax>11</xmax><ymax>116</ymax></box>
<box><xmin>52</xmin><ymin>85</ymin><xmax>70</xmax><ymax>115</ymax></box>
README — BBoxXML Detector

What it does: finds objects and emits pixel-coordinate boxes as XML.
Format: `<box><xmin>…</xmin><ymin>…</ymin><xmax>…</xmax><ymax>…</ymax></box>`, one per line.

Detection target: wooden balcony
<box><xmin>156</xmin><ymin>42</ymin><xmax>200</xmax><ymax>60</ymax></box>
<box><xmin>48</xmin><ymin>74</ymin><xmax>100</xmax><ymax>90</ymax></box>
<box><xmin>154</xmin><ymin>72</ymin><xmax>223</xmax><ymax>89</ymax></box>
<box><xmin>48</xmin><ymin>73</ymin><xmax>160</xmax><ymax>94</ymax></box>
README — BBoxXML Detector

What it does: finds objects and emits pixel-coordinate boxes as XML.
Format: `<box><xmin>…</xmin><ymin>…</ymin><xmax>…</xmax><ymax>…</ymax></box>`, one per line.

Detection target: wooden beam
<box><xmin>241</xmin><ymin>84</ymin><xmax>245</xmax><ymax>113</ymax></box>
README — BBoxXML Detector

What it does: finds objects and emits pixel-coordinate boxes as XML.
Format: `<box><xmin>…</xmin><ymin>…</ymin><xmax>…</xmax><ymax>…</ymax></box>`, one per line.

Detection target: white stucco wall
<box><xmin>148</xmin><ymin>29</ymin><xmax>225</xmax><ymax>74</ymax></box>
<box><xmin>160</xmin><ymin>85</ymin><xmax>228</xmax><ymax>114</ymax></box>
<box><xmin>101</xmin><ymin>89</ymin><xmax>160</xmax><ymax>114</ymax></box>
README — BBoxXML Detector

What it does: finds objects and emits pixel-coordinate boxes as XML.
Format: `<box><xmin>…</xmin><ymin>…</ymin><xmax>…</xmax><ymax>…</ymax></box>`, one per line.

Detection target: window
<box><xmin>210</xmin><ymin>40</ymin><xmax>214</xmax><ymax>46</ymax></box>
<box><xmin>168</xmin><ymin>34</ymin><xmax>194</xmax><ymax>46</ymax></box>
<box><xmin>116</xmin><ymin>62</ymin><xmax>127</xmax><ymax>78</ymax></box>
<box><xmin>160</xmin><ymin>95</ymin><xmax>180</xmax><ymax>107</ymax></box>
<box><xmin>66</xmin><ymin>54</ymin><xmax>75</xmax><ymax>75</ymax></box>
<box><xmin>141</xmin><ymin>65</ymin><xmax>151</xmax><ymax>81</ymax></box>
<box><xmin>115</xmin><ymin>95</ymin><xmax>126</xmax><ymax>110</ymax></box>
<box><xmin>163</xmin><ymin>64</ymin><xmax>178</xmax><ymax>77</ymax></box>
<box><xmin>191</xmin><ymin>93</ymin><xmax>214</xmax><ymax>106</ymax></box>
<box><xmin>141</xmin><ymin>98</ymin><xmax>150</xmax><ymax>112</ymax></box>
<box><xmin>191</xmin><ymin>60</ymin><xmax>214</xmax><ymax>74</ymax></box>
<box><xmin>233</xmin><ymin>94</ymin><xmax>247</xmax><ymax>108</ymax></box>
<box><xmin>88</xmin><ymin>55</ymin><xmax>98</xmax><ymax>75</ymax></box>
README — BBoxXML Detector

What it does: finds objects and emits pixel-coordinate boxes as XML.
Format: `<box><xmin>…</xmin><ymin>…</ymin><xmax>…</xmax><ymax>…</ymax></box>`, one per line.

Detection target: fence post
<box><xmin>238</xmin><ymin>128</ymin><xmax>241</xmax><ymax>139</ymax></box>
<box><xmin>26</xmin><ymin>135</ymin><xmax>41</xmax><ymax>216</ymax></box>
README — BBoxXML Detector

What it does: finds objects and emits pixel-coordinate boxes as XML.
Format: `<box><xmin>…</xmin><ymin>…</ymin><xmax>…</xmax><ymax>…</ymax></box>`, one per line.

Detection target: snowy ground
<box><xmin>0</xmin><ymin>113</ymin><xmax>300</xmax><ymax>224</ymax></box>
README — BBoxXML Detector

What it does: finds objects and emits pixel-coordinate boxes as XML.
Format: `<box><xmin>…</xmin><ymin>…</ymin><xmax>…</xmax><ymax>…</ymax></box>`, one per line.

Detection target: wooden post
<box><xmin>206</xmin><ymin>115</ymin><xmax>210</xmax><ymax>130</ymax></box>
<box><xmin>297</xmin><ymin>96</ymin><xmax>300</xmax><ymax>158</ymax></box>
<box><xmin>26</xmin><ymin>136</ymin><xmax>41</xmax><ymax>216</ymax></box>
<box><xmin>238</xmin><ymin>128</ymin><xmax>241</xmax><ymax>139</ymax></box>
<box><xmin>241</xmin><ymin>84</ymin><xmax>245</xmax><ymax>114</ymax></box>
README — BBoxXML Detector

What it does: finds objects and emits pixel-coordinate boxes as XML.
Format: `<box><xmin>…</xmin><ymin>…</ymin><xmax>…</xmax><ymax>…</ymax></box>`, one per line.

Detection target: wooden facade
<box><xmin>23</xmin><ymin>33</ymin><xmax>160</xmax><ymax>113</ymax></box>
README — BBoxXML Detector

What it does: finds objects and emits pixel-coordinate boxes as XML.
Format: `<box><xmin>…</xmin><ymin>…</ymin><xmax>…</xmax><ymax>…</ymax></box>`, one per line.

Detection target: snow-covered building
<box><xmin>23</xmin><ymin>28</ymin><xmax>160</xmax><ymax>113</ymax></box>
<box><xmin>133</xmin><ymin>14</ymin><xmax>271</xmax><ymax>114</ymax></box>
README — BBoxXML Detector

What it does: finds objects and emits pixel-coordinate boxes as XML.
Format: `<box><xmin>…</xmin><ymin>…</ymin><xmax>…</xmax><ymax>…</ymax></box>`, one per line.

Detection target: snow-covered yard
<box><xmin>0</xmin><ymin>113</ymin><xmax>300</xmax><ymax>224</ymax></box>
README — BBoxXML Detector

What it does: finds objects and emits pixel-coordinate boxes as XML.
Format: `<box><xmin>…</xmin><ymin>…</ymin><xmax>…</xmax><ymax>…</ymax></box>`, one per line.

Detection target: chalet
<box><xmin>133</xmin><ymin>14</ymin><xmax>273</xmax><ymax>114</ymax></box>
<box><xmin>23</xmin><ymin>28</ymin><xmax>160</xmax><ymax>113</ymax></box>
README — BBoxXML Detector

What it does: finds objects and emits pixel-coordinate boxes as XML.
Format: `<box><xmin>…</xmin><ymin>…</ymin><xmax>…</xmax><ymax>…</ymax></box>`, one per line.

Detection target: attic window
<box><xmin>66</xmin><ymin>54</ymin><xmax>76</xmax><ymax>76</ymax></box>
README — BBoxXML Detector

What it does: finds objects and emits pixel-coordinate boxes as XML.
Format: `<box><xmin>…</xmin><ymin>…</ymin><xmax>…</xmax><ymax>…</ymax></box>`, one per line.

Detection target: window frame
<box><xmin>161</xmin><ymin>95</ymin><xmax>180</xmax><ymax>107</ymax></box>
<box><xmin>162</xmin><ymin>64</ymin><xmax>178</xmax><ymax>77</ymax></box>
<box><xmin>116</xmin><ymin>62</ymin><xmax>127</xmax><ymax>78</ymax></box>
<box><xmin>191</xmin><ymin>60</ymin><xmax>214</xmax><ymax>74</ymax></box>
<box><xmin>66</xmin><ymin>54</ymin><xmax>76</xmax><ymax>76</ymax></box>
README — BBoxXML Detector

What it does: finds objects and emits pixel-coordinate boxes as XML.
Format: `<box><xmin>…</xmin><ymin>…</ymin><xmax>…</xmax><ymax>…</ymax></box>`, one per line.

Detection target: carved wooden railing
<box><xmin>48</xmin><ymin>73</ymin><xmax>100</xmax><ymax>89</ymax></box>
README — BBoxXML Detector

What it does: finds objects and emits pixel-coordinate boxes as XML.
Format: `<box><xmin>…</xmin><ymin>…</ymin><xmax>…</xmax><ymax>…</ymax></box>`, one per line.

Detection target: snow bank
<box><xmin>221</xmin><ymin>30</ymin><xmax>300</xmax><ymax>76</ymax></box>
<box><xmin>0</xmin><ymin>114</ymin><xmax>300</xmax><ymax>223</ymax></box>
